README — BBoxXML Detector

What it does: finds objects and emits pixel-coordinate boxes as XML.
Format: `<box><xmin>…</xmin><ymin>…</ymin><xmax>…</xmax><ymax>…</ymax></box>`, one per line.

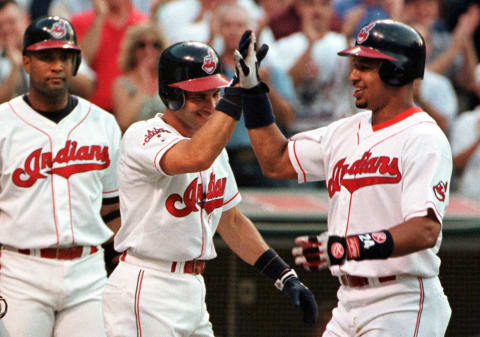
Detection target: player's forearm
<box><xmin>388</xmin><ymin>211</ymin><xmax>441</xmax><ymax>257</ymax></box>
<box><xmin>188</xmin><ymin>111</ymin><xmax>237</xmax><ymax>169</ymax></box>
<box><xmin>217</xmin><ymin>207</ymin><xmax>269</xmax><ymax>265</ymax></box>
<box><xmin>248</xmin><ymin>125</ymin><xmax>295</xmax><ymax>179</ymax></box>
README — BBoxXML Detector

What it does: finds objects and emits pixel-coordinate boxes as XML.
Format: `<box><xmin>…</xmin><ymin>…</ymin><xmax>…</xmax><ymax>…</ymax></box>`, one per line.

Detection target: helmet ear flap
<box><xmin>72</xmin><ymin>52</ymin><xmax>81</xmax><ymax>76</ymax></box>
<box><xmin>159</xmin><ymin>85</ymin><xmax>185</xmax><ymax>111</ymax></box>
<box><xmin>379</xmin><ymin>61</ymin><xmax>409</xmax><ymax>87</ymax></box>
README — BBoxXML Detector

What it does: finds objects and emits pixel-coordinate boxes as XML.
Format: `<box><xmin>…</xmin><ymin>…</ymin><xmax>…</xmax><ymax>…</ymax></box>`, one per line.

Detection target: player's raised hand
<box><xmin>292</xmin><ymin>232</ymin><xmax>348</xmax><ymax>270</ymax></box>
<box><xmin>282</xmin><ymin>276</ymin><xmax>319</xmax><ymax>325</ymax></box>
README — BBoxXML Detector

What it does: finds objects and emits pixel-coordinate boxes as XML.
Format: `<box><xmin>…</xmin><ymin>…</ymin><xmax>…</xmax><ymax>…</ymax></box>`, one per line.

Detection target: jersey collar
<box><xmin>371</xmin><ymin>106</ymin><xmax>423</xmax><ymax>132</ymax></box>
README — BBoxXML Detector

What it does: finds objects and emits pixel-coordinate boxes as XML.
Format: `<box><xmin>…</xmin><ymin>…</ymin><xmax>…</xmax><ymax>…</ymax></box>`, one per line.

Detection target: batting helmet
<box><xmin>158</xmin><ymin>41</ymin><xmax>229</xmax><ymax>111</ymax></box>
<box><xmin>23</xmin><ymin>16</ymin><xmax>81</xmax><ymax>76</ymax></box>
<box><xmin>338</xmin><ymin>19</ymin><xmax>425</xmax><ymax>87</ymax></box>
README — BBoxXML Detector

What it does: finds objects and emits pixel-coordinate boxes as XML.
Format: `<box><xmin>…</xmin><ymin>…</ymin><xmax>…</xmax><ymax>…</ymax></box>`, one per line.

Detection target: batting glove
<box><xmin>230</xmin><ymin>29</ymin><xmax>269</xmax><ymax>87</ymax></box>
<box><xmin>233</xmin><ymin>31</ymin><xmax>262</xmax><ymax>89</ymax></box>
<box><xmin>277</xmin><ymin>270</ymin><xmax>319</xmax><ymax>325</ymax></box>
<box><xmin>292</xmin><ymin>232</ymin><xmax>348</xmax><ymax>271</ymax></box>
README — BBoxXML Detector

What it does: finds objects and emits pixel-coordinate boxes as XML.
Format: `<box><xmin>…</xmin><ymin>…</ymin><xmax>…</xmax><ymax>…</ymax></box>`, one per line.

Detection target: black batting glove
<box><xmin>279</xmin><ymin>271</ymin><xmax>319</xmax><ymax>325</ymax></box>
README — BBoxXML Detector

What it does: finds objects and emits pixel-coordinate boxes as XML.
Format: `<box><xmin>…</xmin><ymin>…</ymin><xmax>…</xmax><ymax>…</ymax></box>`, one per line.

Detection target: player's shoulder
<box><xmin>77</xmin><ymin>97</ymin><xmax>117</xmax><ymax>122</ymax></box>
<box><xmin>123</xmin><ymin>113</ymin><xmax>182</xmax><ymax>144</ymax></box>
<box><xmin>0</xmin><ymin>95</ymin><xmax>27</xmax><ymax>120</ymax></box>
<box><xmin>404</xmin><ymin>111</ymin><xmax>451</xmax><ymax>151</ymax></box>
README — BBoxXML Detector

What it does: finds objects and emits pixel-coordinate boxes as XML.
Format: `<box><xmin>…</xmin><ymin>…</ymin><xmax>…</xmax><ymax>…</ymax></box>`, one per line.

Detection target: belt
<box><xmin>2</xmin><ymin>245</ymin><xmax>99</xmax><ymax>260</ymax></box>
<box><xmin>120</xmin><ymin>251</ymin><xmax>206</xmax><ymax>275</ymax></box>
<box><xmin>339</xmin><ymin>274</ymin><xmax>397</xmax><ymax>288</ymax></box>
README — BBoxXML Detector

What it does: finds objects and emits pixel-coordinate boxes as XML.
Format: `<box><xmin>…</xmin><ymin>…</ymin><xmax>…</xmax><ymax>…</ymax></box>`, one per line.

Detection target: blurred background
<box><xmin>2</xmin><ymin>0</ymin><xmax>479</xmax><ymax>335</ymax></box>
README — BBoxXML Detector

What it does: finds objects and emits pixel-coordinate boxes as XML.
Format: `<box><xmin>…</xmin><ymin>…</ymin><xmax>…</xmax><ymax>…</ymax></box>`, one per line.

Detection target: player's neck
<box><xmin>371</xmin><ymin>86</ymin><xmax>415</xmax><ymax>125</ymax></box>
<box><xmin>26</xmin><ymin>91</ymin><xmax>69</xmax><ymax>112</ymax></box>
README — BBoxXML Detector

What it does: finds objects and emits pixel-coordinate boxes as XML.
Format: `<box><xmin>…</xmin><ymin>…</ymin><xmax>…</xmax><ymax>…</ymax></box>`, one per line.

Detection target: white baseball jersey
<box><xmin>288</xmin><ymin>107</ymin><xmax>452</xmax><ymax>278</ymax></box>
<box><xmin>114</xmin><ymin>114</ymin><xmax>241</xmax><ymax>262</ymax></box>
<box><xmin>0</xmin><ymin>95</ymin><xmax>122</xmax><ymax>249</ymax></box>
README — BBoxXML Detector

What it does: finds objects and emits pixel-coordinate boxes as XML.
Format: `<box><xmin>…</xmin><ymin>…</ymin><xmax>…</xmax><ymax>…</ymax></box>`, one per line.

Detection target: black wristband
<box><xmin>242</xmin><ymin>83</ymin><xmax>275</xmax><ymax>129</ymax></box>
<box><xmin>216</xmin><ymin>87</ymin><xmax>243</xmax><ymax>120</ymax></box>
<box><xmin>346</xmin><ymin>230</ymin><xmax>394</xmax><ymax>260</ymax></box>
<box><xmin>254</xmin><ymin>248</ymin><xmax>291</xmax><ymax>281</ymax></box>
<box><xmin>326</xmin><ymin>236</ymin><xmax>347</xmax><ymax>266</ymax></box>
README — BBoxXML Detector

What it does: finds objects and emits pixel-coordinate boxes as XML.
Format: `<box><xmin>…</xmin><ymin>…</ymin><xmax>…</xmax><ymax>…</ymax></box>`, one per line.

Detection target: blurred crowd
<box><xmin>1</xmin><ymin>0</ymin><xmax>480</xmax><ymax>198</ymax></box>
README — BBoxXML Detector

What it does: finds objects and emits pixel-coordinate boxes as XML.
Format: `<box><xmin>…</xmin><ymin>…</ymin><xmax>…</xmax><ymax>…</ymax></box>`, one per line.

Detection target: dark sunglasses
<box><xmin>136</xmin><ymin>41</ymin><xmax>163</xmax><ymax>50</ymax></box>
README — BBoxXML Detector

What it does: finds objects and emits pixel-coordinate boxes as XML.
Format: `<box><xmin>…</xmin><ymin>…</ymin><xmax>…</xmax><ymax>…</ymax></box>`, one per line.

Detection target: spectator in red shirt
<box><xmin>70</xmin><ymin>0</ymin><xmax>147</xmax><ymax>112</ymax></box>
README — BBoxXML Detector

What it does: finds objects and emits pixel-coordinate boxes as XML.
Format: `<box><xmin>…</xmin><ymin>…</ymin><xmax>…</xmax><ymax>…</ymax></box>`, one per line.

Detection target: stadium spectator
<box><xmin>256</xmin><ymin>0</ymin><xmax>300</xmax><ymax>41</ymax></box>
<box><xmin>402</xmin><ymin>0</ymin><xmax>479</xmax><ymax>93</ymax></box>
<box><xmin>0</xmin><ymin>0</ymin><xmax>29</xmax><ymax>103</ymax></box>
<box><xmin>450</xmin><ymin>64</ymin><xmax>480</xmax><ymax>200</ymax></box>
<box><xmin>218</xmin><ymin>3</ymin><xmax>296</xmax><ymax>187</ymax></box>
<box><xmin>156</xmin><ymin>0</ymin><xmax>261</xmax><ymax>50</ymax></box>
<box><xmin>269</xmin><ymin>0</ymin><xmax>354</xmax><ymax>133</ymax></box>
<box><xmin>112</xmin><ymin>22</ymin><xmax>166</xmax><ymax>132</ymax></box>
<box><xmin>48</xmin><ymin>0</ymin><xmax>164</xmax><ymax>19</ymax></box>
<box><xmin>411</xmin><ymin>23</ymin><xmax>459</xmax><ymax>135</ymax></box>
<box><xmin>70</xmin><ymin>0</ymin><xmax>147</xmax><ymax>112</ymax></box>
<box><xmin>333</xmin><ymin>0</ymin><xmax>402</xmax><ymax>38</ymax></box>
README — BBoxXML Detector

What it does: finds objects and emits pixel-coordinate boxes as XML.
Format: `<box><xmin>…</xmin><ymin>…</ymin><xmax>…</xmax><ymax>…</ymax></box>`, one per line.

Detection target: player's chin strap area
<box><xmin>0</xmin><ymin>295</ymin><xmax>7</xmax><ymax>319</ymax></box>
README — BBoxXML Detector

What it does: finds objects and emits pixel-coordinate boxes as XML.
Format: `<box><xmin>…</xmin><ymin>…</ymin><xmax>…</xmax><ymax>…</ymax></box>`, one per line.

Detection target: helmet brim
<box><xmin>337</xmin><ymin>46</ymin><xmax>397</xmax><ymax>61</ymax></box>
<box><xmin>25</xmin><ymin>40</ymin><xmax>81</xmax><ymax>52</ymax></box>
<box><xmin>169</xmin><ymin>74</ymin><xmax>230</xmax><ymax>92</ymax></box>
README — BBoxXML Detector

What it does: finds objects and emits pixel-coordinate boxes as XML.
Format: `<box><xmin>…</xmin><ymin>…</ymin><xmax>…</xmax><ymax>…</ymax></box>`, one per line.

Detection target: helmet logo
<box><xmin>49</xmin><ymin>21</ymin><xmax>67</xmax><ymax>39</ymax></box>
<box><xmin>356</xmin><ymin>22</ymin><xmax>376</xmax><ymax>44</ymax></box>
<box><xmin>202</xmin><ymin>49</ymin><xmax>217</xmax><ymax>74</ymax></box>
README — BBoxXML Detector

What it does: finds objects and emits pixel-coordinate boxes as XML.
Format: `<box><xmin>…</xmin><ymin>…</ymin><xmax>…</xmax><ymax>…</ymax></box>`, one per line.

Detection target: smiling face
<box><xmin>172</xmin><ymin>88</ymin><xmax>221</xmax><ymax>137</ymax></box>
<box><xmin>23</xmin><ymin>49</ymin><xmax>75</xmax><ymax>100</ymax></box>
<box><xmin>348</xmin><ymin>56</ymin><xmax>392</xmax><ymax>113</ymax></box>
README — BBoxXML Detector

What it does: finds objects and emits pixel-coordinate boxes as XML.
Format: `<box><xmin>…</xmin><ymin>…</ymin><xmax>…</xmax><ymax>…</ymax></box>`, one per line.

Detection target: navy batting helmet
<box><xmin>23</xmin><ymin>16</ymin><xmax>82</xmax><ymax>76</ymax></box>
<box><xmin>158</xmin><ymin>41</ymin><xmax>229</xmax><ymax>111</ymax></box>
<box><xmin>338</xmin><ymin>19</ymin><xmax>425</xmax><ymax>87</ymax></box>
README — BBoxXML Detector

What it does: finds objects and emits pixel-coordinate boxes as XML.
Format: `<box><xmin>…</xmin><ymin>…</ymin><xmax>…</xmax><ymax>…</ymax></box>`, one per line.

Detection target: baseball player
<box><xmin>102</xmin><ymin>40</ymin><xmax>318</xmax><ymax>336</ymax></box>
<box><xmin>0</xmin><ymin>16</ymin><xmax>122</xmax><ymax>337</ymax></box>
<box><xmin>235</xmin><ymin>21</ymin><xmax>452</xmax><ymax>336</ymax></box>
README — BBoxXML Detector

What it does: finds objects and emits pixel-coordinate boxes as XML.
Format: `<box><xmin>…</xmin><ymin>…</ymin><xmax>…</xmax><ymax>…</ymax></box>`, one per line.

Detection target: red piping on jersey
<box><xmin>356</xmin><ymin>122</ymin><xmax>361</xmax><ymax>145</ymax></box>
<box><xmin>9</xmin><ymin>102</ymin><xmax>61</xmax><ymax>246</ymax></box>
<box><xmin>197</xmin><ymin>173</ymin><xmax>206</xmax><ymax>259</ymax></box>
<box><xmin>404</xmin><ymin>202</ymin><xmax>443</xmax><ymax>225</ymax></box>
<box><xmin>371</xmin><ymin>107</ymin><xmax>422</xmax><ymax>132</ymax></box>
<box><xmin>413</xmin><ymin>277</ymin><xmax>424</xmax><ymax>336</ymax></box>
<box><xmin>223</xmin><ymin>191</ymin><xmax>240</xmax><ymax>206</ymax></box>
<box><xmin>103</xmin><ymin>189</ymin><xmax>119</xmax><ymax>194</ymax></box>
<box><xmin>64</xmin><ymin>102</ymin><xmax>91</xmax><ymax>245</ymax></box>
<box><xmin>292</xmin><ymin>140</ymin><xmax>307</xmax><ymax>183</ymax></box>
<box><xmin>135</xmin><ymin>270</ymin><xmax>145</xmax><ymax>337</ymax></box>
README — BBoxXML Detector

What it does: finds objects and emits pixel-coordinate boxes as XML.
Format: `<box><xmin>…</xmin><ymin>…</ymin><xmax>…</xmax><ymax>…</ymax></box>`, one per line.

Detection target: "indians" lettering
<box><xmin>327</xmin><ymin>151</ymin><xmax>401</xmax><ymax>197</ymax></box>
<box><xmin>166</xmin><ymin>173</ymin><xmax>227</xmax><ymax>217</ymax></box>
<box><xmin>13</xmin><ymin>140</ymin><xmax>110</xmax><ymax>187</ymax></box>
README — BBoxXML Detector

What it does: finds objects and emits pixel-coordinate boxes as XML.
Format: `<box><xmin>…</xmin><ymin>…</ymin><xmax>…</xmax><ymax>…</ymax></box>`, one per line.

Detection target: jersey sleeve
<box><xmin>102</xmin><ymin>115</ymin><xmax>123</xmax><ymax>198</ymax></box>
<box><xmin>220</xmin><ymin>150</ymin><xmax>242</xmax><ymax>211</ymax></box>
<box><xmin>123</xmin><ymin>122</ymin><xmax>184</xmax><ymax>177</ymax></box>
<box><xmin>401</xmin><ymin>129</ymin><xmax>453</xmax><ymax>224</ymax></box>
<box><xmin>287</xmin><ymin>127</ymin><xmax>328</xmax><ymax>183</ymax></box>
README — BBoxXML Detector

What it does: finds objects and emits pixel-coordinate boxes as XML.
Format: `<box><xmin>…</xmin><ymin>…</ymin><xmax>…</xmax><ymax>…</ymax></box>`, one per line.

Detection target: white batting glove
<box><xmin>233</xmin><ymin>31</ymin><xmax>259</xmax><ymax>89</ymax></box>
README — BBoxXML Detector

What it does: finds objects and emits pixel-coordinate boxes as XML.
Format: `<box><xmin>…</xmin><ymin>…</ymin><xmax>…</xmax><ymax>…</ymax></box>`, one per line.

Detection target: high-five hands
<box><xmin>232</xmin><ymin>30</ymin><xmax>269</xmax><ymax>89</ymax></box>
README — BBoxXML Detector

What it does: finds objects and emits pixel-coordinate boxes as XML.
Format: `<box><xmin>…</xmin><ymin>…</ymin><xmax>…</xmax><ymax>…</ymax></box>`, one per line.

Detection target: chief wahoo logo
<box><xmin>202</xmin><ymin>49</ymin><xmax>217</xmax><ymax>74</ymax></box>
